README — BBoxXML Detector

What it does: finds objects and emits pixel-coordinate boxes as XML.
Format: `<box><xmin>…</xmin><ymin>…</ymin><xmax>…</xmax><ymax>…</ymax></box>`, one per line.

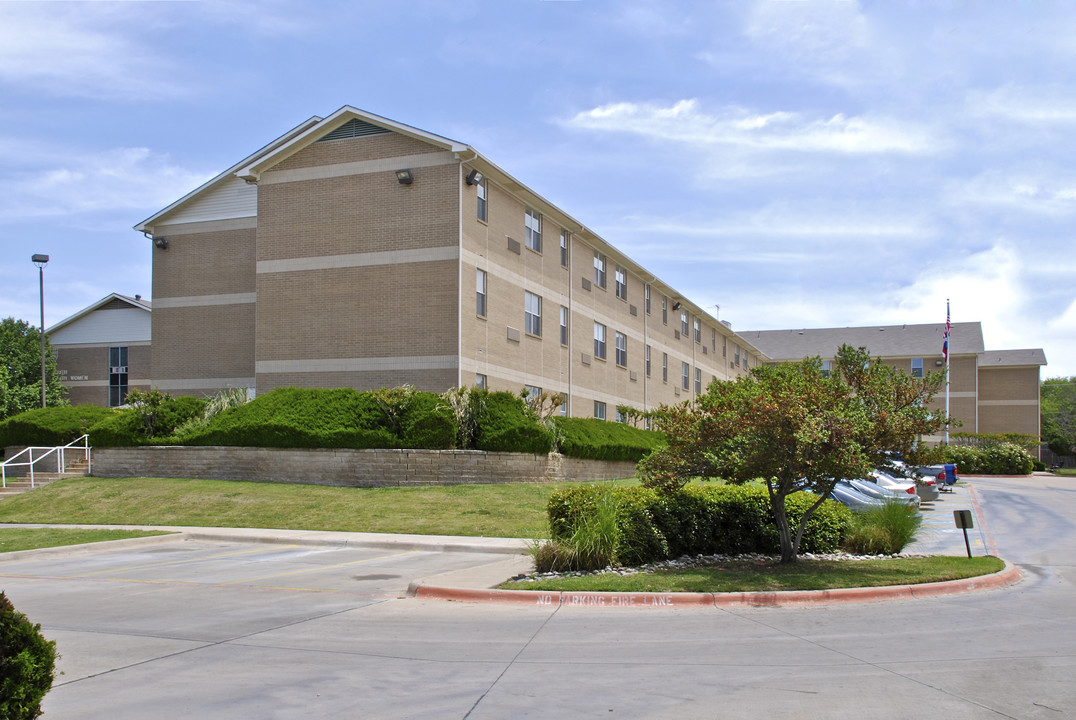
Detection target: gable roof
<box><xmin>744</xmin><ymin>322</ymin><xmax>986</xmax><ymax>360</ymax></box>
<box><xmin>46</xmin><ymin>293</ymin><xmax>151</xmax><ymax>335</ymax></box>
<box><xmin>979</xmin><ymin>348</ymin><xmax>1047</xmax><ymax>367</ymax></box>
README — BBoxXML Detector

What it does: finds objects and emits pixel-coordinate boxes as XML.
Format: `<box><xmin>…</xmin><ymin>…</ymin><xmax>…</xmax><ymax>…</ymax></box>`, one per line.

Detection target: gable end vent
<box><xmin>318</xmin><ymin>118</ymin><xmax>391</xmax><ymax>142</ymax></box>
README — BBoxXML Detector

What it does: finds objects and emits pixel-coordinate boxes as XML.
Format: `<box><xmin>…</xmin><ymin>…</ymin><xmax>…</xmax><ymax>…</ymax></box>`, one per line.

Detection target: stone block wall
<box><xmin>89</xmin><ymin>446</ymin><xmax>639</xmax><ymax>487</ymax></box>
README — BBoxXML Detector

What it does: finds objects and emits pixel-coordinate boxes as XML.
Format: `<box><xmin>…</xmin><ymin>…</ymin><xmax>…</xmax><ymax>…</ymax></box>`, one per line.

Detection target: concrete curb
<box><xmin>410</xmin><ymin>560</ymin><xmax>1023</xmax><ymax>608</ymax></box>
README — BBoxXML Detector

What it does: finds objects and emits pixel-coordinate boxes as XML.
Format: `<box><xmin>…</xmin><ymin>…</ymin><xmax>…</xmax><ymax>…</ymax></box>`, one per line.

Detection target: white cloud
<box><xmin>564</xmin><ymin>99</ymin><xmax>939</xmax><ymax>155</ymax></box>
<box><xmin>968</xmin><ymin>84</ymin><xmax>1076</xmax><ymax>124</ymax></box>
<box><xmin>944</xmin><ymin>171</ymin><xmax>1076</xmax><ymax>217</ymax></box>
<box><xmin>0</xmin><ymin>145</ymin><xmax>211</xmax><ymax>222</ymax></box>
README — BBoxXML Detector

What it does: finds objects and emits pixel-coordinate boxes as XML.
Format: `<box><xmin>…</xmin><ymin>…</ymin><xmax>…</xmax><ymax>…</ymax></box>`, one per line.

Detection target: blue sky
<box><xmin>1</xmin><ymin>1</ymin><xmax>1074</xmax><ymax>377</ymax></box>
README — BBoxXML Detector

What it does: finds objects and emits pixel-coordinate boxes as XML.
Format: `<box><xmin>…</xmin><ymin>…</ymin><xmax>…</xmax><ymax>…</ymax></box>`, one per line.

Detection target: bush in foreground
<box><xmin>0</xmin><ymin>591</ymin><xmax>57</xmax><ymax>720</ymax></box>
<box><xmin>943</xmin><ymin>442</ymin><xmax>1034</xmax><ymax>475</ymax></box>
<box><xmin>842</xmin><ymin>502</ymin><xmax>922</xmax><ymax>555</ymax></box>
<box><xmin>0</xmin><ymin>405</ymin><xmax>113</xmax><ymax>448</ymax></box>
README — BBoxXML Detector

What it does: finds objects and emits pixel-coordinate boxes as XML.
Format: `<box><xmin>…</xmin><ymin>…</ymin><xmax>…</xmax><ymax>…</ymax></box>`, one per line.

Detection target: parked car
<box><xmin>847</xmin><ymin>478</ymin><xmax>921</xmax><ymax>509</ymax></box>
<box><xmin>917</xmin><ymin>464</ymin><xmax>958</xmax><ymax>492</ymax></box>
<box><xmin>829</xmin><ymin>480</ymin><xmax>889</xmax><ymax>512</ymax></box>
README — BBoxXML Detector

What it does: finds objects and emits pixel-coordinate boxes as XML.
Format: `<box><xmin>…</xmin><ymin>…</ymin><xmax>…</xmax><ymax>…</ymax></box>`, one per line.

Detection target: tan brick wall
<box><xmin>152</xmin><ymin>304</ymin><xmax>256</xmax><ymax>382</ymax></box>
<box><xmin>91</xmin><ymin>446</ymin><xmax>639</xmax><ymax>486</ymax></box>
<box><xmin>258</xmin><ymin>369</ymin><xmax>458</xmax><ymax>394</ymax></box>
<box><xmin>53</xmin><ymin>343</ymin><xmax>151</xmax><ymax>407</ymax></box>
<box><xmin>978</xmin><ymin>366</ymin><xmax>1040</xmax><ymax>401</ymax></box>
<box><xmin>152</xmin><ymin>225</ymin><xmax>256</xmax><ymax>298</ymax></box>
<box><xmin>274</xmin><ymin>133</ymin><xmax>443</xmax><ymax>172</ymax></box>
<box><xmin>978</xmin><ymin>404</ymin><xmax>1040</xmax><ymax>436</ymax></box>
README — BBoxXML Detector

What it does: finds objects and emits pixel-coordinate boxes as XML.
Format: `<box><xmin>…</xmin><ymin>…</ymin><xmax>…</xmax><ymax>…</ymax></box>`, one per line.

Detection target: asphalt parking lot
<box><xmin>2</xmin><ymin>475</ymin><xmax>1073</xmax><ymax>719</ymax></box>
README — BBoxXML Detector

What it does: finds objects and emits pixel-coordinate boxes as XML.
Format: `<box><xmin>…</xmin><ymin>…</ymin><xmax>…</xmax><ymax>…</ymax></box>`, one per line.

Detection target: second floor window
<box><xmin>525</xmin><ymin>291</ymin><xmax>542</xmax><ymax>336</ymax></box>
<box><xmin>476</xmin><ymin>268</ymin><xmax>487</xmax><ymax>317</ymax></box>
<box><xmin>525</xmin><ymin>209</ymin><xmax>542</xmax><ymax>252</ymax></box>
<box><xmin>476</xmin><ymin>178</ymin><xmax>487</xmax><ymax>222</ymax></box>
<box><xmin>560</xmin><ymin>306</ymin><xmax>568</xmax><ymax>345</ymax></box>
<box><xmin>594</xmin><ymin>322</ymin><xmax>607</xmax><ymax>359</ymax></box>
<box><xmin>615</xmin><ymin>332</ymin><xmax>627</xmax><ymax>367</ymax></box>
<box><xmin>594</xmin><ymin>252</ymin><xmax>606</xmax><ymax>288</ymax></box>
<box><xmin>615</xmin><ymin>266</ymin><xmax>627</xmax><ymax>300</ymax></box>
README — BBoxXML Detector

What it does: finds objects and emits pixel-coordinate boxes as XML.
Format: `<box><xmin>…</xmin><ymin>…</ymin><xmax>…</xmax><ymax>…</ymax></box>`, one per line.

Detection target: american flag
<box><xmin>943</xmin><ymin>300</ymin><xmax>951</xmax><ymax>361</ymax></box>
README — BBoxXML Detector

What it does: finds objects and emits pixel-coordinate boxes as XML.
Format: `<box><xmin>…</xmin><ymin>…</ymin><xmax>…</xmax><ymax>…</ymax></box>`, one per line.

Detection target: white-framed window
<box><xmin>695</xmin><ymin>367</ymin><xmax>702</xmax><ymax>394</ymax></box>
<box><xmin>475</xmin><ymin>373</ymin><xmax>487</xmax><ymax>389</ymax></box>
<box><xmin>525</xmin><ymin>291</ymin><xmax>542</xmax><ymax>336</ymax></box>
<box><xmin>594</xmin><ymin>252</ymin><xmax>606</xmax><ymax>288</ymax></box>
<box><xmin>615</xmin><ymin>265</ymin><xmax>627</xmax><ymax>300</ymax></box>
<box><xmin>109</xmin><ymin>345</ymin><xmax>129</xmax><ymax>407</ymax></box>
<box><xmin>911</xmin><ymin>358</ymin><xmax>924</xmax><ymax>378</ymax></box>
<box><xmin>525</xmin><ymin>209</ymin><xmax>542</xmax><ymax>252</ymax></box>
<box><xmin>694</xmin><ymin>318</ymin><xmax>701</xmax><ymax>343</ymax></box>
<box><xmin>681</xmin><ymin>311</ymin><xmax>688</xmax><ymax>336</ymax></box>
<box><xmin>821</xmin><ymin>360</ymin><xmax>831</xmax><ymax>378</ymax></box>
<box><xmin>477</xmin><ymin>178</ymin><xmax>487</xmax><ymax>222</ymax></box>
<box><xmin>476</xmin><ymin>268</ymin><xmax>487</xmax><ymax>317</ymax></box>
<box><xmin>662</xmin><ymin>296</ymin><xmax>668</xmax><ymax>325</ymax></box>
<box><xmin>645</xmin><ymin>344</ymin><xmax>651</xmax><ymax>377</ymax></box>
<box><xmin>734</xmin><ymin>343</ymin><xmax>741</xmax><ymax>367</ymax></box>
<box><xmin>615</xmin><ymin>332</ymin><xmax>627</xmax><ymax>367</ymax></box>
<box><xmin>682</xmin><ymin>362</ymin><xmax>690</xmax><ymax>391</ymax></box>
<box><xmin>663</xmin><ymin>352</ymin><xmax>668</xmax><ymax>382</ymax></box>
<box><xmin>560</xmin><ymin>393</ymin><xmax>568</xmax><ymax>416</ymax></box>
<box><xmin>560</xmin><ymin>230</ymin><xmax>569</xmax><ymax>268</ymax></box>
<box><xmin>594</xmin><ymin>401</ymin><xmax>606</xmax><ymax>420</ymax></box>
<box><xmin>524</xmin><ymin>384</ymin><xmax>542</xmax><ymax>401</ymax></box>
<box><xmin>645</xmin><ymin>284</ymin><xmax>651</xmax><ymax>314</ymax></box>
<box><xmin>560</xmin><ymin>305</ymin><xmax>568</xmax><ymax>346</ymax></box>
<box><xmin>615</xmin><ymin>407</ymin><xmax>627</xmax><ymax>423</ymax></box>
<box><xmin>594</xmin><ymin>322</ymin><xmax>607</xmax><ymax>360</ymax></box>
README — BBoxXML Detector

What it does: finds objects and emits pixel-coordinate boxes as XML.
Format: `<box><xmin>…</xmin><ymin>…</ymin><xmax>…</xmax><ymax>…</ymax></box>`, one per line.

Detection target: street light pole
<box><xmin>32</xmin><ymin>254</ymin><xmax>49</xmax><ymax>408</ymax></box>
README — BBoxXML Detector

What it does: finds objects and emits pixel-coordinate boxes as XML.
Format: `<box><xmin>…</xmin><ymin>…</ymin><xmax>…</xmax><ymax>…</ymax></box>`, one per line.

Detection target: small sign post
<box><xmin>954</xmin><ymin>510</ymin><xmax>974</xmax><ymax>558</ymax></box>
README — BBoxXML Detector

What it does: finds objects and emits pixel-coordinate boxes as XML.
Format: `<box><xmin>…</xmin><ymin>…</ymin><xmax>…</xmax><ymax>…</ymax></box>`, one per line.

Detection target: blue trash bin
<box><xmin>943</xmin><ymin>463</ymin><xmax>958</xmax><ymax>486</ymax></box>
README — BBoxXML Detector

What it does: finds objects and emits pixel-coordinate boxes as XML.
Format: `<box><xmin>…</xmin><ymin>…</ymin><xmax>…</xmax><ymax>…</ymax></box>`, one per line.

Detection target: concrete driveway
<box><xmin>2</xmin><ymin>474</ymin><xmax>1074</xmax><ymax>719</ymax></box>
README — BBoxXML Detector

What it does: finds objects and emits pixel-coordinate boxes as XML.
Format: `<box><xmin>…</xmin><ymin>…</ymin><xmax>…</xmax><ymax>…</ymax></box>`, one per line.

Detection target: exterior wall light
<box><xmin>465</xmin><ymin>169</ymin><xmax>484</xmax><ymax>185</ymax></box>
<box><xmin>153</xmin><ymin>237</ymin><xmax>169</xmax><ymax>250</ymax></box>
<box><xmin>395</xmin><ymin>169</ymin><xmax>414</xmax><ymax>185</ymax></box>
<box><xmin>672</xmin><ymin>301</ymin><xmax>682</xmax><ymax>310</ymax></box>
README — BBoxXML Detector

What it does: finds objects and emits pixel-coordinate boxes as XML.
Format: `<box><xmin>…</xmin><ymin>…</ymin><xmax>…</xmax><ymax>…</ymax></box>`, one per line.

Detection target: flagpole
<box><xmin>944</xmin><ymin>299</ymin><xmax>951</xmax><ymax>445</ymax></box>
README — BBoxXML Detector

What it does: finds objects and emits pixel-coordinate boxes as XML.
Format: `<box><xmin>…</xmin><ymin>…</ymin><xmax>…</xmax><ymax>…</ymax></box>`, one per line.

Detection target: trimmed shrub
<box><xmin>0</xmin><ymin>591</ymin><xmax>57</xmax><ymax>720</ymax></box>
<box><xmin>89</xmin><ymin>395</ymin><xmax>206</xmax><ymax>446</ymax></box>
<box><xmin>0</xmin><ymin>405</ymin><xmax>113</xmax><ymax>448</ymax></box>
<box><xmin>942</xmin><ymin>442</ymin><xmax>1034</xmax><ymax>475</ymax></box>
<box><xmin>551</xmin><ymin>417</ymin><xmax>666</xmax><ymax>462</ymax></box>
<box><xmin>473</xmin><ymin>391</ymin><xmax>553</xmax><ymax>454</ymax></box>
<box><xmin>547</xmin><ymin>483</ymin><xmax>850</xmax><ymax>566</ymax></box>
<box><xmin>398</xmin><ymin>392</ymin><xmax>457</xmax><ymax>449</ymax></box>
<box><xmin>180</xmin><ymin>388</ymin><xmax>398</xmax><ymax>449</ymax></box>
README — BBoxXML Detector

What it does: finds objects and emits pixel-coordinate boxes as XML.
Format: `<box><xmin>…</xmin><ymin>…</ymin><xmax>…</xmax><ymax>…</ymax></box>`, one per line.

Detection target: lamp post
<box><xmin>31</xmin><ymin>254</ymin><xmax>49</xmax><ymax>408</ymax></box>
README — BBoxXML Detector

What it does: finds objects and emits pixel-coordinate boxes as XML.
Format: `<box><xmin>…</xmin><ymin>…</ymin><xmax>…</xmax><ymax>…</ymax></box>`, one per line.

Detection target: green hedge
<box><xmin>551</xmin><ymin>417</ymin><xmax>666</xmax><ymax>462</ymax></box>
<box><xmin>0</xmin><ymin>405</ymin><xmax>113</xmax><ymax>448</ymax></box>
<box><xmin>548</xmin><ymin>483</ymin><xmax>851</xmax><ymax>566</ymax></box>
<box><xmin>0</xmin><ymin>592</ymin><xmax>57</xmax><ymax>720</ymax></box>
<box><xmin>943</xmin><ymin>442</ymin><xmax>1034</xmax><ymax>475</ymax></box>
<box><xmin>89</xmin><ymin>396</ymin><xmax>206</xmax><ymax>447</ymax></box>
<box><xmin>473</xmin><ymin>391</ymin><xmax>553</xmax><ymax>454</ymax></box>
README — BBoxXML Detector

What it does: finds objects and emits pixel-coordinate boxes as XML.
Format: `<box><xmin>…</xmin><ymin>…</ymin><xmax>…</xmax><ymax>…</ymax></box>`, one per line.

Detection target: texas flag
<box><xmin>943</xmin><ymin>300</ymin><xmax>951</xmax><ymax>362</ymax></box>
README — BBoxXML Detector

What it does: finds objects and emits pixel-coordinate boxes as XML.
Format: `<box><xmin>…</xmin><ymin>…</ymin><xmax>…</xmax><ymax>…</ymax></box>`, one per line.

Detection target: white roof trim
<box><xmin>46</xmin><ymin>293</ymin><xmax>151</xmax><ymax>334</ymax></box>
<box><xmin>133</xmin><ymin>116</ymin><xmax>323</xmax><ymax>233</ymax></box>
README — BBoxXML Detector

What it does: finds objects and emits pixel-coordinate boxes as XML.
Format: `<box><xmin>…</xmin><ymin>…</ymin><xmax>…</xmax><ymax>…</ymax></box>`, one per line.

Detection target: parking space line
<box><xmin>63</xmin><ymin>544</ymin><xmax>303</xmax><ymax>578</ymax></box>
<box><xmin>218</xmin><ymin>549</ymin><xmax>423</xmax><ymax>585</ymax></box>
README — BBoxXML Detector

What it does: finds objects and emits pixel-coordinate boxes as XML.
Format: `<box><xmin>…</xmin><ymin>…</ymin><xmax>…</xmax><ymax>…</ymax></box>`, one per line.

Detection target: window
<box><xmin>560</xmin><ymin>230</ymin><xmax>569</xmax><ymax>267</ymax></box>
<box><xmin>615</xmin><ymin>265</ymin><xmax>627</xmax><ymax>300</ymax></box>
<box><xmin>594</xmin><ymin>252</ymin><xmax>606</xmax><ymax>288</ymax></box>
<box><xmin>694</xmin><ymin>317</ymin><xmax>701</xmax><ymax>343</ymax></box>
<box><xmin>734</xmin><ymin>343</ymin><xmax>741</xmax><ymax>367</ymax></box>
<box><xmin>645</xmin><ymin>284</ymin><xmax>651</xmax><ymax>314</ymax></box>
<box><xmin>695</xmin><ymin>367</ymin><xmax>702</xmax><ymax>394</ymax></box>
<box><xmin>108</xmin><ymin>346</ymin><xmax>129</xmax><ymax>407</ymax></box>
<box><xmin>560</xmin><ymin>306</ymin><xmax>568</xmax><ymax>346</ymax></box>
<box><xmin>475</xmin><ymin>373</ymin><xmax>487</xmax><ymax>389</ymax></box>
<box><xmin>911</xmin><ymin>358</ymin><xmax>924</xmax><ymax>378</ymax></box>
<box><xmin>476</xmin><ymin>178</ymin><xmax>487</xmax><ymax>222</ymax></box>
<box><xmin>821</xmin><ymin>361</ymin><xmax>831</xmax><ymax>379</ymax></box>
<box><xmin>682</xmin><ymin>362</ymin><xmax>690</xmax><ymax>391</ymax></box>
<box><xmin>476</xmin><ymin>268</ymin><xmax>487</xmax><ymax>317</ymax></box>
<box><xmin>525</xmin><ymin>209</ymin><xmax>542</xmax><ymax>252</ymax></box>
<box><xmin>525</xmin><ymin>291</ymin><xmax>542</xmax><ymax>336</ymax></box>
<box><xmin>560</xmin><ymin>393</ymin><xmax>568</xmax><ymax>417</ymax></box>
<box><xmin>645</xmin><ymin>344</ymin><xmax>651</xmax><ymax>377</ymax></box>
<box><xmin>523</xmin><ymin>385</ymin><xmax>542</xmax><ymax>402</ymax></box>
<box><xmin>615</xmin><ymin>407</ymin><xmax>627</xmax><ymax>423</ymax></box>
<box><xmin>662</xmin><ymin>296</ymin><xmax>668</xmax><ymax>324</ymax></box>
<box><xmin>594</xmin><ymin>401</ymin><xmax>606</xmax><ymax>421</ymax></box>
<box><xmin>662</xmin><ymin>352</ymin><xmax>668</xmax><ymax>382</ymax></box>
<box><xmin>723</xmin><ymin>336</ymin><xmax>727</xmax><ymax>358</ymax></box>
<box><xmin>712</xmin><ymin>328</ymin><xmax>717</xmax><ymax>353</ymax></box>
<box><xmin>681</xmin><ymin>311</ymin><xmax>688</xmax><ymax>336</ymax></box>
<box><xmin>594</xmin><ymin>322</ymin><xmax>607</xmax><ymax>359</ymax></box>
<box><xmin>615</xmin><ymin>332</ymin><xmax>627</xmax><ymax>367</ymax></box>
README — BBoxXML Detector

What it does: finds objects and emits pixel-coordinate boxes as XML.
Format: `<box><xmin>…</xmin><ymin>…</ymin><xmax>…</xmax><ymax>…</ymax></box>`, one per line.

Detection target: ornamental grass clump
<box><xmin>842</xmin><ymin>501</ymin><xmax>922</xmax><ymax>555</ymax></box>
<box><xmin>533</xmin><ymin>489</ymin><xmax>623</xmax><ymax>572</ymax></box>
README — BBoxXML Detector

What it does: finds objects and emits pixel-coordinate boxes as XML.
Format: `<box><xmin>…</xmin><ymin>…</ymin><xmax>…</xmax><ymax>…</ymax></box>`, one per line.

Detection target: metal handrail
<box><xmin>1</xmin><ymin>435</ymin><xmax>91</xmax><ymax>489</ymax></box>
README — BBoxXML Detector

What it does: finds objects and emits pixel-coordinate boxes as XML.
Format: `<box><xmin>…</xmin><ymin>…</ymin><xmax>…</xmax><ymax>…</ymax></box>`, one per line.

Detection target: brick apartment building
<box><xmin>133</xmin><ymin>106</ymin><xmax>762</xmax><ymax>419</ymax></box>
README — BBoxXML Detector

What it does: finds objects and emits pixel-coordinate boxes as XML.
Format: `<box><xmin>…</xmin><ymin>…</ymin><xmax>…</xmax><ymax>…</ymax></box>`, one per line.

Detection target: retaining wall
<box><xmin>87</xmin><ymin>446</ymin><xmax>639</xmax><ymax>487</ymax></box>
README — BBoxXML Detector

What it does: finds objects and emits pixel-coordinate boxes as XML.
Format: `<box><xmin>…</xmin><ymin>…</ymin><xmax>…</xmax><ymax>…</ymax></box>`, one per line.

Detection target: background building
<box><xmin>47</xmin><ymin>293</ymin><xmax>152</xmax><ymax>407</ymax></box>
<box><xmin>746</xmin><ymin>323</ymin><xmax>1047</xmax><ymax>445</ymax></box>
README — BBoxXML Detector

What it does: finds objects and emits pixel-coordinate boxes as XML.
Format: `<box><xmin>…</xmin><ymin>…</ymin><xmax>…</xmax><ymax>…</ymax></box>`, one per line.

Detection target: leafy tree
<box><xmin>0</xmin><ymin>318</ymin><xmax>67</xmax><ymax>421</ymax></box>
<box><xmin>639</xmin><ymin>345</ymin><xmax>945</xmax><ymax>563</ymax></box>
<box><xmin>1041</xmin><ymin>377</ymin><xmax>1076</xmax><ymax>459</ymax></box>
<box><xmin>0</xmin><ymin>591</ymin><xmax>58</xmax><ymax>720</ymax></box>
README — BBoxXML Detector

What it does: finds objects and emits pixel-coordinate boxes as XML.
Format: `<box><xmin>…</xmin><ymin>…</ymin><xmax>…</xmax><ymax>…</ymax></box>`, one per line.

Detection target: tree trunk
<box><xmin>770</xmin><ymin>492</ymin><xmax>798</xmax><ymax>563</ymax></box>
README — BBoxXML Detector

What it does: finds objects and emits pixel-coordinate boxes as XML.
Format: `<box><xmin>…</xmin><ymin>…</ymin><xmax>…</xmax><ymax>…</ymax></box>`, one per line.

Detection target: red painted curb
<box><xmin>411</xmin><ymin>561</ymin><xmax>1023</xmax><ymax>608</ymax></box>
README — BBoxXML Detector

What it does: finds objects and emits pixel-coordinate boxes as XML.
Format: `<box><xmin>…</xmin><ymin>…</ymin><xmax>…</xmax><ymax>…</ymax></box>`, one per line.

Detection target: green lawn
<box><xmin>503</xmin><ymin>556</ymin><xmax>1006</xmax><ymax>593</ymax></box>
<box><xmin>0</xmin><ymin>527</ymin><xmax>173</xmax><ymax>553</ymax></box>
<box><xmin>0</xmin><ymin>476</ymin><xmax>638</xmax><ymax>539</ymax></box>
<box><xmin>1053</xmin><ymin>468</ymin><xmax>1076</xmax><ymax>477</ymax></box>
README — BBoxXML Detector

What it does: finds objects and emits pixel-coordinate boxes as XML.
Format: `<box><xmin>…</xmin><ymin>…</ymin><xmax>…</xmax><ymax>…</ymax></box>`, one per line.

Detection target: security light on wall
<box><xmin>153</xmin><ymin>237</ymin><xmax>169</xmax><ymax>250</ymax></box>
<box><xmin>465</xmin><ymin>169</ymin><xmax>484</xmax><ymax>185</ymax></box>
<box><xmin>672</xmin><ymin>301</ymin><xmax>682</xmax><ymax>310</ymax></box>
<box><xmin>395</xmin><ymin>169</ymin><xmax>414</xmax><ymax>185</ymax></box>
